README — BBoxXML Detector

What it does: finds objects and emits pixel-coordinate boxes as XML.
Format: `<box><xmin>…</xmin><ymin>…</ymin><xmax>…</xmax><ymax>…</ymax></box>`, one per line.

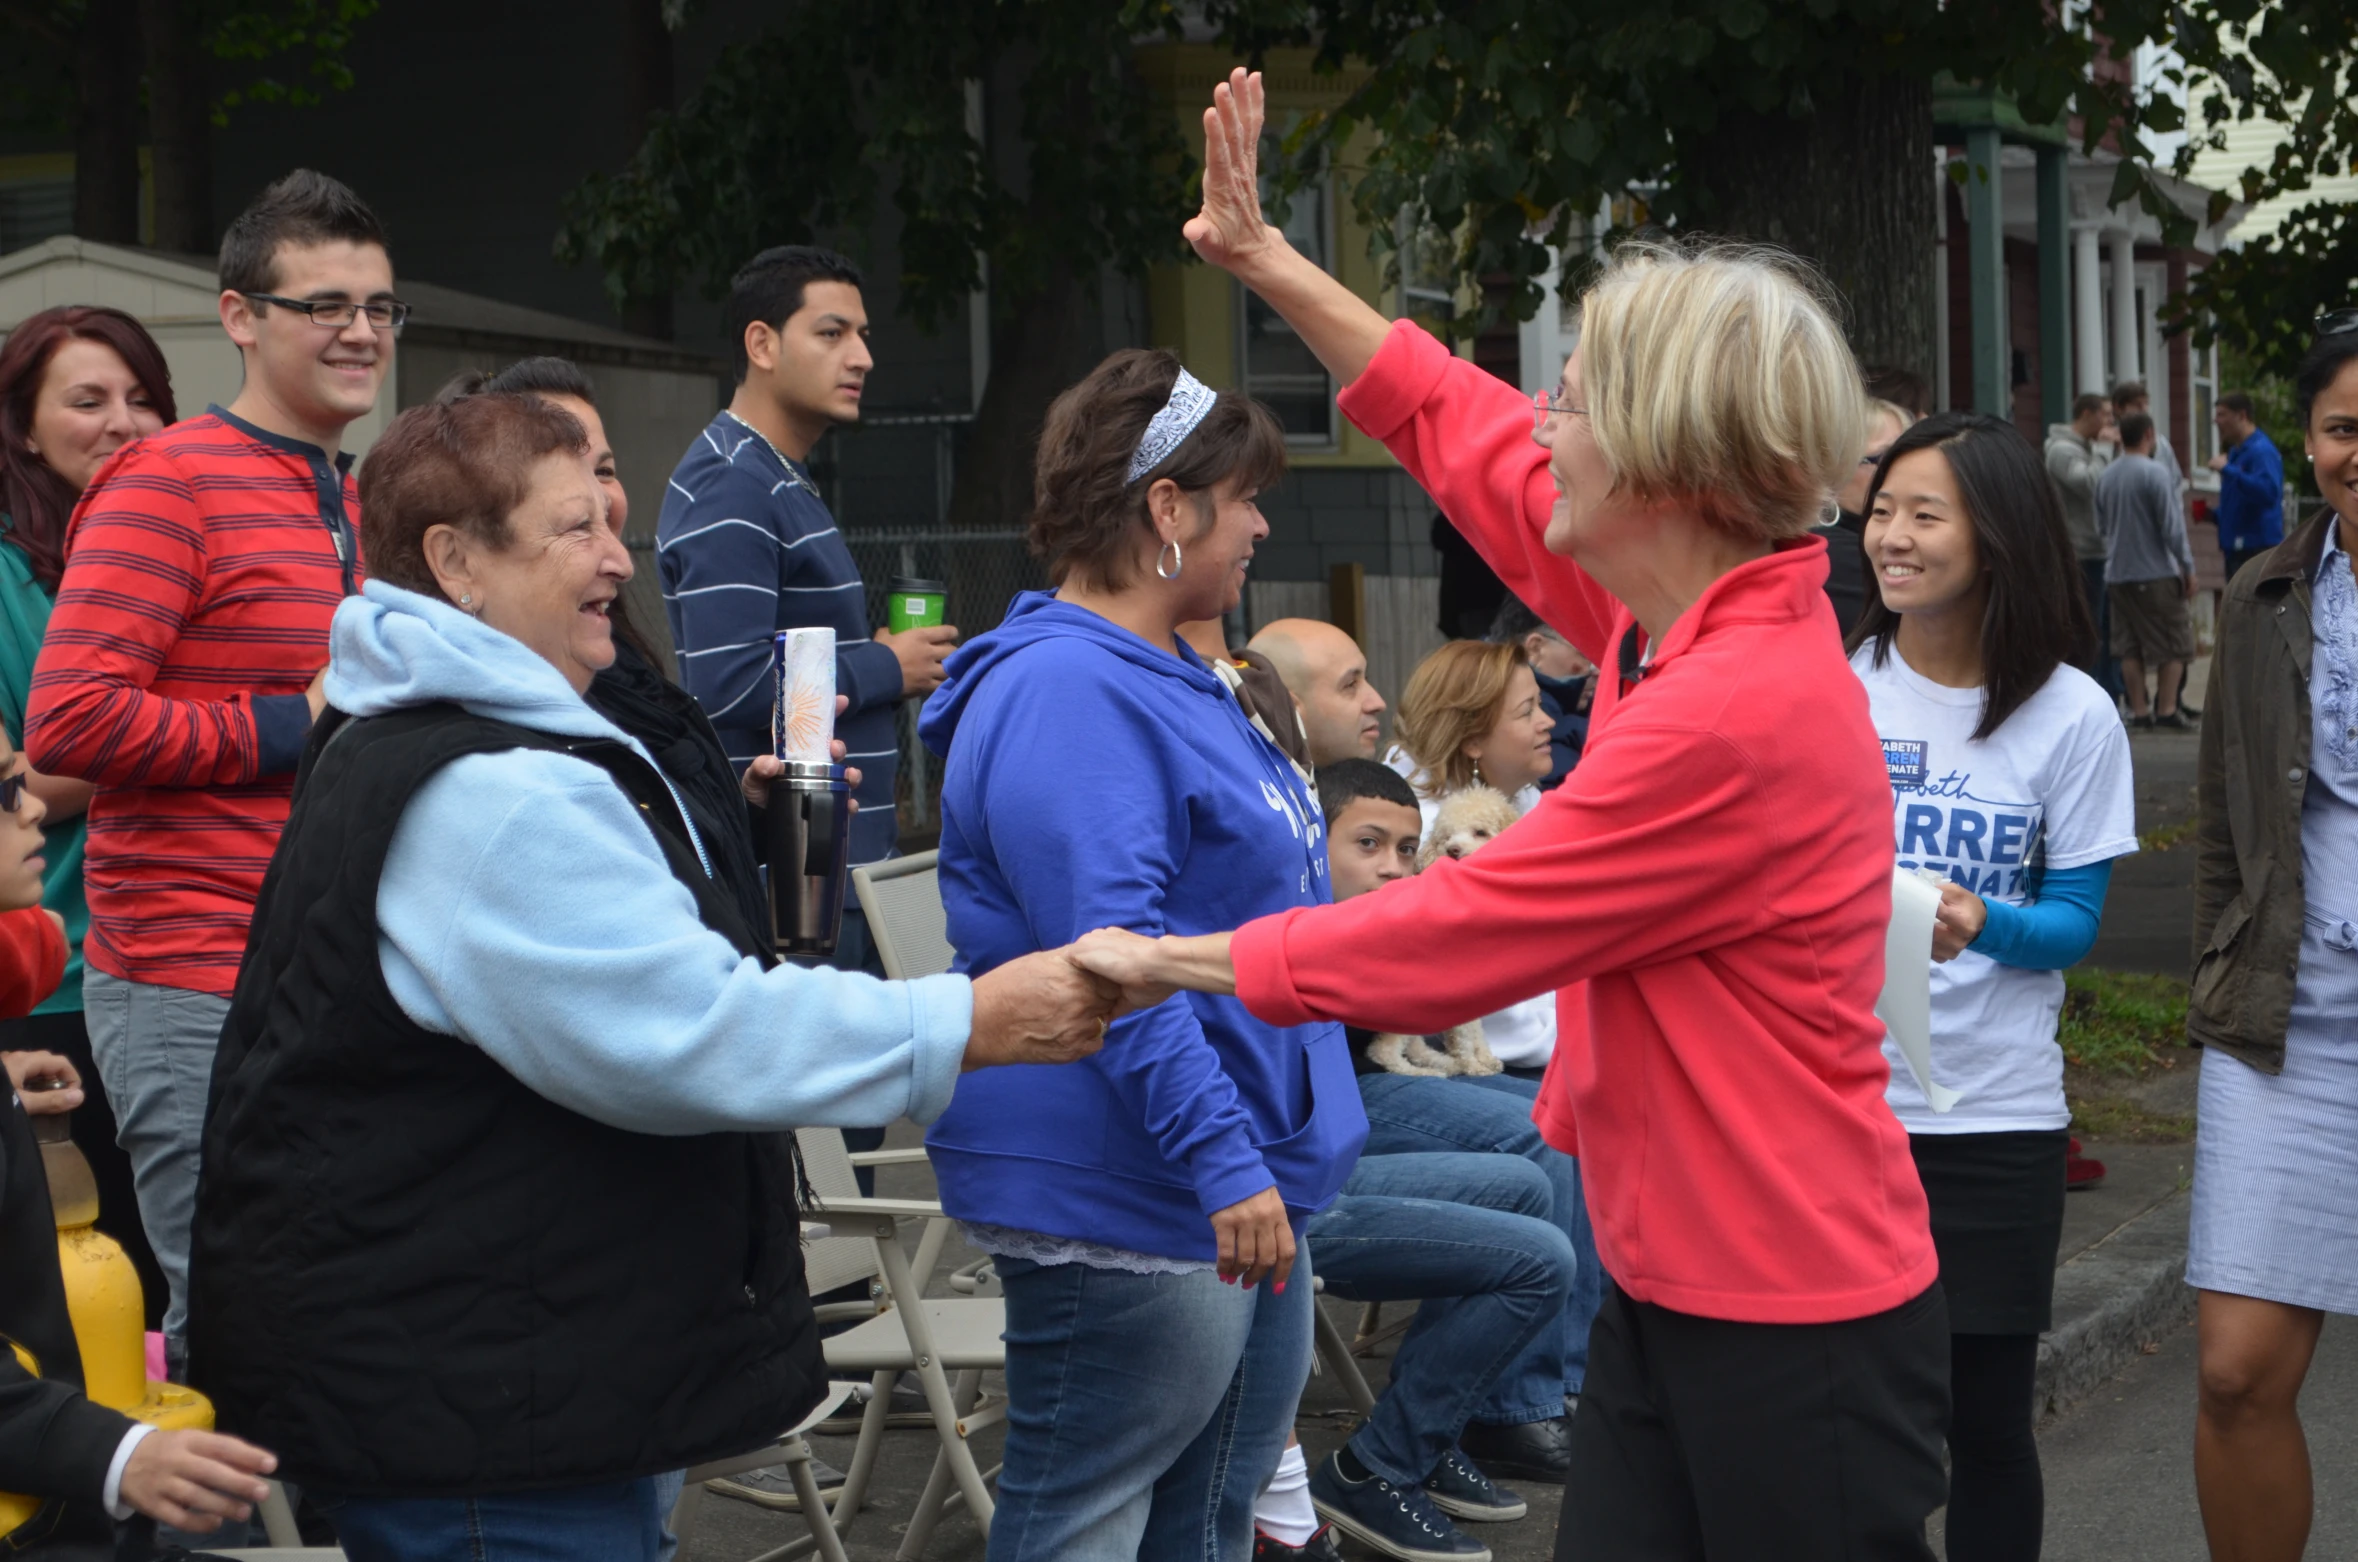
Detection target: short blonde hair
<box><xmin>1578</xmin><ymin>239</ymin><xmax>1865</xmax><ymax>542</ymax></box>
<box><xmin>1395</xmin><ymin>640</ymin><xmax>1527</xmax><ymax>797</ymax></box>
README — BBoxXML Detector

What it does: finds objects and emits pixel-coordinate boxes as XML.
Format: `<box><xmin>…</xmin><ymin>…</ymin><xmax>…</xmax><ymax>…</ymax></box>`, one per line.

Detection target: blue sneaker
<box><xmin>1308</xmin><ymin>1450</ymin><xmax>1489</xmax><ymax>1562</ymax></box>
<box><xmin>1424</xmin><ymin>1447</ymin><xmax>1527</xmax><ymax>1523</ymax></box>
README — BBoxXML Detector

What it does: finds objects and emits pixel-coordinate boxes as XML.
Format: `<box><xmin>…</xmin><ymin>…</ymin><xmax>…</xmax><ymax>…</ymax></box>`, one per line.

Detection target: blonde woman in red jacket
<box><xmin>1077</xmin><ymin>70</ymin><xmax>1943</xmax><ymax>1562</ymax></box>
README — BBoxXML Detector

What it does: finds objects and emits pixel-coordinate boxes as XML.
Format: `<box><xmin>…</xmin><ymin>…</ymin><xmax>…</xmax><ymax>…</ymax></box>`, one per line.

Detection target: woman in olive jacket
<box><xmin>2186</xmin><ymin>317</ymin><xmax>2358</xmax><ymax>1560</ymax></box>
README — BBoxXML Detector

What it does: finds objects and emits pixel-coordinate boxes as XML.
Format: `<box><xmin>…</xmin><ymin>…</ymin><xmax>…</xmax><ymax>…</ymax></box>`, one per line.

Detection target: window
<box><xmin>1238</xmin><ymin>137</ymin><xmax>1336</xmax><ymax>447</ymax></box>
<box><xmin>0</xmin><ymin>178</ymin><xmax>72</xmax><ymax>256</ymax></box>
<box><xmin>2190</xmin><ymin>336</ymin><xmax>2220</xmax><ymax>470</ymax></box>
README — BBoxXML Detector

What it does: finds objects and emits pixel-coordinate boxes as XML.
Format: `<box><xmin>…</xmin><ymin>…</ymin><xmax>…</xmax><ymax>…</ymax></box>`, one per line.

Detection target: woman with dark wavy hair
<box><xmin>0</xmin><ymin>305</ymin><xmax>175</xmax><ymax>1312</ymax></box>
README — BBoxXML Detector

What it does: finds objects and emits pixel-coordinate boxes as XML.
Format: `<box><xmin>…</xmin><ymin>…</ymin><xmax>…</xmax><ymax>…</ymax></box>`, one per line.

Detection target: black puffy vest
<box><xmin>188</xmin><ymin>704</ymin><xmax>822</xmax><ymax>1497</ymax></box>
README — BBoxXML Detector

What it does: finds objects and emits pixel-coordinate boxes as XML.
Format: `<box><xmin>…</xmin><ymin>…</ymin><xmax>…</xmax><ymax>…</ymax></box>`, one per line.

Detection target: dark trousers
<box><xmin>1554</xmin><ymin>1281</ymin><xmax>1949</xmax><ymax>1561</ymax></box>
<box><xmin>2079</xmin><ymin>558</ymin><xmax>2123</xmax><ymax>702</ymax></box>
<box><xmin>1946</xmin><ymin>1333</ymin><xmax>2043</xmax><ymax>1562</ymax></box>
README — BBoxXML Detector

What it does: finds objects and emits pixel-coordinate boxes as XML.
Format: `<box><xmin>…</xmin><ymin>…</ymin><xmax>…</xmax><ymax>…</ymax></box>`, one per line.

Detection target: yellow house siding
<box><xmin>1136</xmin><ymin>43</ymin><xmax>1397</xmax><ymax>470</ymax></box>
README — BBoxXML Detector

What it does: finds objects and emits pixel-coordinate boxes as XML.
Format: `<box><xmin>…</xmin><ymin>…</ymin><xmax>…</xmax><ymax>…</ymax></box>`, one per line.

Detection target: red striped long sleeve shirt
<box><xmin>26</xmin><ymin>408</ymin><xmax>360</xmax><ymax>996</ymax></box>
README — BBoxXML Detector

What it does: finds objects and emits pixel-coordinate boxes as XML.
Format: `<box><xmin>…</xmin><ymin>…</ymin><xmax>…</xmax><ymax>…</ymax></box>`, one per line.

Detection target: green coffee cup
<box><xmin>886</xmin><ymin>575</ymin><xmax>947</xmax><ymax>632</ymax></box>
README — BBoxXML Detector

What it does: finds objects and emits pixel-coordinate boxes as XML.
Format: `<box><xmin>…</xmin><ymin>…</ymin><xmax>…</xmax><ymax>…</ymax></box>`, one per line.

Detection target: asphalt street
<box><xmin>2034</xmin><ymin>1314</ymin><xmax>2358</xmax><ymax>1562</ymax></box>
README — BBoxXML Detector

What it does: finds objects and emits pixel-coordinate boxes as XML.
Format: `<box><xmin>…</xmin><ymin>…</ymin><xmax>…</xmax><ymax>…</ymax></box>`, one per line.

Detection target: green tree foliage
<box><xmin>0</xmin><ymin>0</ymin><xmax>378</xmax><ymax>128</ymax></box>
<box><xmin>555</xmin><ymin>0</ymin><xmax>1198</xmax><ymax>326</ymax></box>
<box><xmin>1217</xmin><ymin>0</ymin><xmax>2354</xmax><ymax>372</ymax></box>
<box><xmin>204</xmin><ymin>0</ymin><xmax>379</xmax><ymax>123</ymax></box>
<box><xmin>2159</xmin><ymin>2</ymin><xmax>2358</xmax><ymax>378</ymax></box>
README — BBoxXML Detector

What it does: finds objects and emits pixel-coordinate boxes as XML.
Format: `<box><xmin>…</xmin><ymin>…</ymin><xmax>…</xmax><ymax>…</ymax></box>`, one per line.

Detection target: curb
<box><xmin>2036</xmin><ymin>1187</ymin><xmax>2195</xmax><ymax>1415</ymax></box>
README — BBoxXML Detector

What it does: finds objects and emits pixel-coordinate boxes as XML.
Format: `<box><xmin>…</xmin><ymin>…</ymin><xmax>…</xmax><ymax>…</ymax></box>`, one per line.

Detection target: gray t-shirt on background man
<box><xmin>2095</xmin><ymin>451</ymin><xmax>2196</xmax><ymax>584</ymax></box>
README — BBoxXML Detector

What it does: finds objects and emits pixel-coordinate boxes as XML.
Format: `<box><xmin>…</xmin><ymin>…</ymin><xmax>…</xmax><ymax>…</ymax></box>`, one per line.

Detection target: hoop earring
<box><xmin>1155</xmin><ymin>539</ymin><xmax>1183</xmax><ymax>581</ymax></box>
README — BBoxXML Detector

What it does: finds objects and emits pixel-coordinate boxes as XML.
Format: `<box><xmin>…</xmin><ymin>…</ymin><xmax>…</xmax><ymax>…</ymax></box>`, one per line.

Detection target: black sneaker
<box><xmin>2129</xmin><ymin>713</ymin><xmax>2155</xmax><ymax>730</ymax></box>
<box><xmin>1424</xmin><ymin>1447</ymin><xmax>1527</xmax><ymax>1523</ymax></box>
<box><xmin>1457</xmin><ymin>1414</ymin><xmax>1572</xmax><ymax>1484</ymax></box>
<box><xmin>1308</xmin><ymin>1451</ymin><xmax>1489</xmax><ymax>1562</ymax></box>
<box><xmin>1254</xmin><ymin>1522</ymin><xmax>1345</xmax><ymax>1561</ymax></box>
<box><xmin>2153</xmin><ymin>709</ymin><xmax>2194</xmax><ymax>732</ymax></box>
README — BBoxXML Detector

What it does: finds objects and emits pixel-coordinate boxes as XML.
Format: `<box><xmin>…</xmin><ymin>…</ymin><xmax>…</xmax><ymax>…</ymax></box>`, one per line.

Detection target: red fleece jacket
<box><xmin>1231</xmin><ymin>321</ymin><xmax>1935</xmax><ymax>1324</ymax></box>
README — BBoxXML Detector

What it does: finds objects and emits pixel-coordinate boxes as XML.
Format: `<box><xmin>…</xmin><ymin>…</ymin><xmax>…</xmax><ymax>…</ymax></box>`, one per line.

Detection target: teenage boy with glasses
<box><xmin>25</xmin><ymin>168</ymin><xmax>391</xmax><ymax>1375</ymax></box>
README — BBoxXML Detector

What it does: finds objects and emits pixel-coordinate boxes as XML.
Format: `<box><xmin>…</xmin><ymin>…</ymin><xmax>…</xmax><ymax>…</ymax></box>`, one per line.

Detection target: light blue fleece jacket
<box><xmin>325</xmin><ymin>580</ymin><xmax>971</xmax><ymax>1137</ymax></box>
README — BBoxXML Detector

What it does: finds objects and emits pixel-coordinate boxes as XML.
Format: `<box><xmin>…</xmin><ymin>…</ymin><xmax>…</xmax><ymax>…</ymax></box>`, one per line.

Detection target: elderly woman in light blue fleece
<box><xmin>186</xmin><ymin>393</ymin><xmax>1115</xmax><ymax>1562</ymax></box>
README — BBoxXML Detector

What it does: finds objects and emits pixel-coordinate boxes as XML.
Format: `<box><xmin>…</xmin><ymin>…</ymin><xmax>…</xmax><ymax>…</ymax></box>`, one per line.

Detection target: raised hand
<box><xmin>1185</xmin><ymin>68</ymin><xmax>1283</xmax><ymax>276</ymax></box>
<box><xmin>964</xmin><ymin>948</ymin><xmax>1122</xmax><ymax>1071</ymax></box>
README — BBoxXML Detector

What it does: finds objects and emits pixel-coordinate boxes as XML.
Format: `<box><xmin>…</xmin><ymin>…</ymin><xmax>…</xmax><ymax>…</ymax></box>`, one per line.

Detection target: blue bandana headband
<box><xmin>1126</xmin><ymin>368</ymin><xmax>1218</xmax><ymax>484</ymax></box>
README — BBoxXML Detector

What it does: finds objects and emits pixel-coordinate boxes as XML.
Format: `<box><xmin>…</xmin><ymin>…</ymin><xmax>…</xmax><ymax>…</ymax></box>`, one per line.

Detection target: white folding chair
<box><xmin>852</xmin><ymin>851</ymin><xmax>952</xmax><ymax>980</ymax></box>
<box><xmin>798</xmin><ymin>1126</ymin><xmax>1007</xmax><ymax>1561</ymax></box>
<box><xmin>669</xmin><ymin>1379</ymin><xmax>859</xmax><ymax>1562</ymax></box>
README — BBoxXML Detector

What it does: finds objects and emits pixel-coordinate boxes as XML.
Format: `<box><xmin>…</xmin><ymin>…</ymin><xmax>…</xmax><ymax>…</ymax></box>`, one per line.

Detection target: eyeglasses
<box><xmin>242</xmin><ymin>293</ymin><xmax>411</xmax><ymax>335</ymax></box>
<box><xmin>1532</xmin><ymin>389</ymin><xmax>1588</xmax><ymax>430</ymax></box>
<box><xmin>0</xmin><ymin>771</ymin><xmax>27</xmax><ymax>815</ymax></box>
<box><xmin>2319</xmin><ymin>308</ymin><xmax>2358</xmax><ymax>340</ymax></box>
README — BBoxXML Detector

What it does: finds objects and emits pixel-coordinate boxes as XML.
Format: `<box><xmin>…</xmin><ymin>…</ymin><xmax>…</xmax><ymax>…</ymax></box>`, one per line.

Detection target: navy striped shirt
<box><xmin>657</xmin><ymin>412</ymin><xmax>901</xmax><ymax>864</ymax></box>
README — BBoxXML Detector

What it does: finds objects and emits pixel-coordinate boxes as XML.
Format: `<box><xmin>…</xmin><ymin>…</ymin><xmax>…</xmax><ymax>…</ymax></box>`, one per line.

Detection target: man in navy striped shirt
<box><xmin>658</xmin><ymin>247</ymin><xmax>957</xmax><ymax>976</ymax></box>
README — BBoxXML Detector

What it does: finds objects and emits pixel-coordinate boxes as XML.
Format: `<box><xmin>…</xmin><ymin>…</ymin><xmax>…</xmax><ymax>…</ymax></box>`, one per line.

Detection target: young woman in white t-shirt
<box><xmin>1845</xmin><ymin>411</ymin><xmax>2138</xmax><ymax>1562</ymax></box>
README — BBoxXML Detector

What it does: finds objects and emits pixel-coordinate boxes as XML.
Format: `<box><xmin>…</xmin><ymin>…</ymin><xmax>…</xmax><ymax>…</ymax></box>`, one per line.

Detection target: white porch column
<box><xmin>2073</xmin><ymin>225</ymin><xmax>2105</xmax><ymax>396</ymax></box>
<box><xmin>2108</xmin><ymin>230</ymin><xmax>2139</xmax><ymax>388</ymax></box>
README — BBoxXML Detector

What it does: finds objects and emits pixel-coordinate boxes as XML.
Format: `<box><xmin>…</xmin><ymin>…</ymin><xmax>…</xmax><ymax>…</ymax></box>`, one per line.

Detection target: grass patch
<box><xmin>2068</xmin><ymin>1095</ymin><xmax>2197</xmax><ymax>1143</ymax></box>
<box><xmin>2138</xmin><ymin>816</ymin><xmax>2199</xmax><ymax>852</ymax></box>
<box><xmin>2060</xmin><ymin>968</ymin><xmax>2188</xmax><ymax>1076</ymax></box>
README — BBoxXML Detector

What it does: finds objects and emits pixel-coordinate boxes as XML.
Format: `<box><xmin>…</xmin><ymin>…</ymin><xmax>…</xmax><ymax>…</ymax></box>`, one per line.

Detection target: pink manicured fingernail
<box><xmin>1274</xmin><ymin>1282</ymin><xmax>1286</xmax><ymax>1295</ymax></box>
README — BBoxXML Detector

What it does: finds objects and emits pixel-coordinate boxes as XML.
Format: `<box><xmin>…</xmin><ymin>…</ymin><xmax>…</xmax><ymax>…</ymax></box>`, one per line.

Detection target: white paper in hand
<box><xmin>1877</xmin><ymin>866</ymin><xmax>1960</xmax><ymax>1113</ymax></box>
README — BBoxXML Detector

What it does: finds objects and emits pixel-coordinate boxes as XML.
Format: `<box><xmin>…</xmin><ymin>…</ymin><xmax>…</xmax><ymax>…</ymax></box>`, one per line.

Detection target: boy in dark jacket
<box><xmin>0</xmin><ymin>713</ymin><xmax>276</xmax><ymax>1554</ymax></box>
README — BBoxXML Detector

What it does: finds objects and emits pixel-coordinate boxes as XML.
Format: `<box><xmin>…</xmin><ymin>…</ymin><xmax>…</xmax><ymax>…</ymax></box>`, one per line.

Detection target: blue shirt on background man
<box><xmin>656</xmin><ymin>410</ymin><xmax>901</xmax><ymax>869</ymax></box>
<box><xmin>2215</xmin><ymin>428</ymin><xmax>2285</xmax><ymax>555</ymax></box>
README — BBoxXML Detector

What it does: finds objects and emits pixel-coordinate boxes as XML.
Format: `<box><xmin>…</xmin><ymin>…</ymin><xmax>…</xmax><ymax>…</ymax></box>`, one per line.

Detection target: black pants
<box><xmin>1554</xmin><ymin>1280</ymin><xmax>1949</xmax><ymax>1561</ymax></box>
<box><xmin>0</xmin><ymin>1007</ymin><xmax>166</xmax><ymax>1329</ymax></box>
<box><xmin>2224</xmin><ymin>546</ymin><xmax>2267</xmax><ymax>584</ymax></box>
<box><xmin>1947</xmin><ymin>1332</ymin><xmax>2042</xmax><ymax>1562</ymax></box>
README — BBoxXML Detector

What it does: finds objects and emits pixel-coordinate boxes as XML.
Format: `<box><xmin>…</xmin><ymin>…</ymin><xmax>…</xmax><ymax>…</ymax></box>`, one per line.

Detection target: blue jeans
<box><xmin>1358</xmin><ymin>1071</ymin><xmax>1602</xmax><ymax>1401</ymax></box>
<box><xmin>84</xmin><ymin>968</ymin><xmax>229</xmax><ymax>1347</ymax></box>
<box><xmin>314</xmin><ymin>1476</ymin><xmax>670</xmax><ymax>1562</ymax></box>
<box><xmin>990</xmin><ymin>1248</ymin><xmax>1313</xmax><ymax>1561</ymax></box>
<box><xmin>1311</xmin><ymin>1153</ymin><xmax>1575</xmax><ymax>1487</ymax></box>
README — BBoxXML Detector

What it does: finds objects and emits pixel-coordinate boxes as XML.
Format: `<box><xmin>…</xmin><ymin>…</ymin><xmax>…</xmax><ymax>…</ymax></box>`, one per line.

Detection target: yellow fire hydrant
<box><xmin>2</xmin><ymin>1109</ymin><xmax>213</xmax><ymax>1536</ymax></box>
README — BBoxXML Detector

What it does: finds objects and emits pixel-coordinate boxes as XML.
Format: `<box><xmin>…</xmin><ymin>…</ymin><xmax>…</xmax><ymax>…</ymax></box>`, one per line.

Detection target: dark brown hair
<box><xmin>1030</xmin><ymin>349</ymin><xmax>1286</xmax><ymax>590</ymax></box>
<box><xmin>219</xmin><ymin>168</ymin><xmax>390</xmax><ymax>297</ymax></box>
<box><xmin>0</xmin><ymin>306</ymin><xmax>177</xmax><ymax>590</ymax></box>
<box><xmin>358</xmin><ymin>395</ymin><xmax>588</xmax><ymax>601</ymax></box>
<box><xmin>1845</xmin><ymin>412</ymin><xmax>2093</xmax><ymax>740</ymax></box>
<box><xmin>433</xmin><ymin>357</ymin><xmax>664</xmax><ymax>666</ymax></box>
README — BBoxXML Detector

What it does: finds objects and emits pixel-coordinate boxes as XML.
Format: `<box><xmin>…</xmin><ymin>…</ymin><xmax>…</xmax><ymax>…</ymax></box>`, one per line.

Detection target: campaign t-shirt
<box><xmin>1850</xmin><ymin>642</ymin><xmax>2137</xmax><ymax>1133</ymax></box>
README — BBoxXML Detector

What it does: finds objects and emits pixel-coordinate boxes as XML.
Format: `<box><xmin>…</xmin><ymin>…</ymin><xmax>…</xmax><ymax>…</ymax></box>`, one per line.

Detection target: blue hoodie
<box><xmin>328</xmin><ymin>580</ymin><xmax>971</xmax><ymax>1136</ymax></box>
<box><xmin>917</xmin><ymin>592</ymin><xmax>1366</xmax><ymax>1261</ymax></box>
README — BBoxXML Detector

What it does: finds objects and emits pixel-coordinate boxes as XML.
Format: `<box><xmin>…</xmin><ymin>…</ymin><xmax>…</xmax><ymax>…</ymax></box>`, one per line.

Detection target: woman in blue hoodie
<box><xmin>187</xmin><ymin>394</ymin><xmax>1118</xmax><ymax>1562</ymax></box>
<box><xmin>919</xmin><ymin>350</ymin><xmax>1368</xmax><ymax>1559</ymax></box>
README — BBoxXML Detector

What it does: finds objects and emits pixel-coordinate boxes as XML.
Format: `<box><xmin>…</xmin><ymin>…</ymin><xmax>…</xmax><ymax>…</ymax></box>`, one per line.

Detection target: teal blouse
<box><xmin>0</xmin><ymin>525</ymin><xmax>86</xmax><ymax>1012</ymax></box>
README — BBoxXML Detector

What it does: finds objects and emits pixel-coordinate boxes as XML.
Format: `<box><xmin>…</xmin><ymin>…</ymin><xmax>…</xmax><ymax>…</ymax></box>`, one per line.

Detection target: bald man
<box><xmin>1247</xmin><ymin>618</ymin><xmax>1386</xmax><ymax>767</ymax></box>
